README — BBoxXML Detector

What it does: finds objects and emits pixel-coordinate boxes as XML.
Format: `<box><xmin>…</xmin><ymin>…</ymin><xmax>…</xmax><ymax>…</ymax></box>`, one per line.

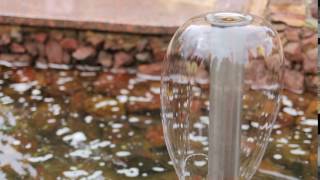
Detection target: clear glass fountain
<box><xmin>160</xmin><ymin>3</ymin><xmax>284</xmax><ymax>180</ymax></box>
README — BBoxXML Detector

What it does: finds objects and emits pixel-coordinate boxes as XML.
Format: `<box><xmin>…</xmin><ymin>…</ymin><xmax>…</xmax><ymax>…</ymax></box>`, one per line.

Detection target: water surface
<box><xmin>0</xmin><ymin>66</ymin><xmax>317</xmax><ymax>179</ymax></box>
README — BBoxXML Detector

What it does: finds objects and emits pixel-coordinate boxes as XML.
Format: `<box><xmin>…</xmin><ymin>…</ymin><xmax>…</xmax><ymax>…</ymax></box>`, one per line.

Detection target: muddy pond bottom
<box><xmin>0</xmin><ymin>66</ymin><xmax>317</xmax><ymax>179</ymax></box>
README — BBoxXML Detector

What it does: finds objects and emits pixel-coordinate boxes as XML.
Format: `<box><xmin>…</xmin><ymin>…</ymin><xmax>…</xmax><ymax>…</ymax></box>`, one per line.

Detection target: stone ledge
<box><xmin>0</xmin><ymin>0</ymin><xmax>214</xmax><ymax>35</ymax></box>
<box><xmin>0</xmin><ymin>16</ymin><xmax>177</xmax><ymax>35</ymax></box>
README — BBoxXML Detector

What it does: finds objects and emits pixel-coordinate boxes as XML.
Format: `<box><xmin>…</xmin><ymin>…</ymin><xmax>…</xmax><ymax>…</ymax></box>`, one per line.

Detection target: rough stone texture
<box><xmin>10</xmin><ymin>43</ymin><xmax>26</xmax><ymax>53</ymax></box>
<box><xmin>305</xmin><ymin>75</ymin><xmax>318</xmax><ymax>94</ymax></box>
<box><xmin>97</xmin><ymin>51</ymin><xmax>113</xmax><ymax>68</ymax></box>
<box><xmin>137</xmin><ymin>63</ymin><xmax>162</xmax><ymax>76</ymax></box>
<box><xmin>284</xmin><ymin>42</ymin><xmax>303</xmax><ymax>62</ymax></box>
<box><xmin>86</xmin><ymin>33</ymin><xmax>105</xmax><ymax>47</ymax></box>
<box><xmin>114</xmin><ymin>51</ymin><xmax>133</xmax><ymax>68</ymax></box>
<box><xmin>303</xmin><ymin>48</ymin><xmax>317</xmax><ymax>73</ymax></box>
<box><xmin>45</xmin><ymin>41</ymin><xmax>64</xmax><ymax>64</ymax></box>
<box><xmin>0</xmin><ymin>34</ymin><xmax>11</xmax><ymax>45</ymax></box>
<box><xmin>25</xmin><ymin>42</ymin><xmax>38</xmax><ymax>56</ymax></box>
<box><xmin>283</xmin><ymin>69</ymin><xmax>304</xmax><ymax>94</ymax></box>
<box><xmin>33</xmin><ymin>33</ymin><xmax>47</xmax><ymax>43</ymax></box>
<box><xmin>72</xmin><ymin>46</ymin><xmax>96</xmax><ymax>61</ymax></box>
<box><xmin>135</xmin><ymin>52</ymin><xmax>151</xmax><ymax>63</ymax></box>
<box><xmin>60</xmin><ymin>38</ymin><xmax>78</xmax><ymax>50</ymax></box>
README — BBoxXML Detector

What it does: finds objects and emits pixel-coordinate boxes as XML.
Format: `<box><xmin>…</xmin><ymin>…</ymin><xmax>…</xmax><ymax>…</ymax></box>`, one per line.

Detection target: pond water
<box><xmin>0</xmin><ymin>66</ymin><xmax>317</xmax><ymax>179</ymax></box>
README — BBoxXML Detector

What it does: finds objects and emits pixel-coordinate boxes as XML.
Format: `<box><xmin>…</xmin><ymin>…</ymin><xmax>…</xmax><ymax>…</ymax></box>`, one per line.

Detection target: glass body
<box><xmin>161</xmin><ymin>12</ymin><xmax>283</xmax><ymax>180</ymax></box>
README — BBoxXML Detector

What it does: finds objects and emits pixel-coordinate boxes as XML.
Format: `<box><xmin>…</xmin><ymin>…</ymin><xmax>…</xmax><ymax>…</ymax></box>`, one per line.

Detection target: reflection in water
<box><xmin>0</xmin><ymin>66</ymin><xmax>317</xmax><ymax>179</ymax></box>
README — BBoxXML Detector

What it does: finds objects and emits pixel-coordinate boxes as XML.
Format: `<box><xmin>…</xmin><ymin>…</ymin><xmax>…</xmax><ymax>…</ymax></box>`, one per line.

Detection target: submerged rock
<box><xmin>93</xmin><ymin>72</ymin><xmax>131</xmax><ymax>95</ymax></box>
<box><xmin>145</xmin><ymin>125</ymin><xmax>165</xmax><ymax>147</ymax></box>
<box><xmin>84</xmin><ymin>95</ymin><xmax>125</xmax><ymax>118</ymax></box>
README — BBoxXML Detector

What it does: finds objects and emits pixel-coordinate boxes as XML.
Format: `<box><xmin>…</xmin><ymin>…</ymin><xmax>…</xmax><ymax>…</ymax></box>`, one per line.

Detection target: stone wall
<box><xmin>0</xmin><ymin>25</ymin><xmax>170</xmax><ymax>69</ymax></box>
<box><xmin>0</xmin><ymin>22</ymin><xmax>317</xmax><ymax>94</ymax></box>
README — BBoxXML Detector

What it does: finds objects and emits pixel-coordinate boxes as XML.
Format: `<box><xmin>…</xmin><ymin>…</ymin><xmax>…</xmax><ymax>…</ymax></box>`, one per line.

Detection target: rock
<box><xmin>0</xmin><ymin>53</ymin><xmax>17</xmax><ymax>62</ymax></box>
<box><xmin>153</xmin><ymin>50</ymin><xmax>166</xmax><ymax>62</ymax></box>
<box><xmin>284</xmin><ymin>28</ymin><xmax>300</xmax><ymax>41</ymax></box>
<box><xmin>45</xmin><ymin>41</ymin><xmax>64</xmax><ymax>64</ymax></box>
<box><xmin>33</xmin><ymin>33</ymin><xmax>47</xmax><ymax>43</ymax></box>
<box><xmin>10</xmin><ymin>28</ymin><xmax>23</xmax><ymax>42</ymax></box>
<box><xmin>246</xmin><ymin>60</ymin><xmax>274</xmax><ymax>89</ymax></box>
<box><xmin>269</xmin><ymin>3</ymin><xmax>306</xmax><ymax>27</ymax></box>
<box><xmin>60</xmin><ymin>38</ymin><xmax>78</xmax><ymax>50</ymax></box>
<box><xmin>62</xmin><ymin>51</ymin><xmax>71</xmax><ymax>64</ymax></box>
<box><xmin>277</xmin><ymin>32</ymin><xmax>287</xmax><ymax>46</ymax></box>
<box><xmin>270</xmin><ymin>13</ymin><xmax>305</xmax><ymax>27</ymax></box>
<box><xmin>84</xmin><ymin>96</ymin><xmax>125</xmax><ymax>117</ymax></box>
<box><xmin>301</xmin><ymin>34</ymin><xmax>317</xmax><ymax>50</ymax></box>
<box><xmin>70</xmin><ymin>91</ymin><xmax>88</xmax><ymax>111</ymax></box>
<box><xmin>93</xmin><ymin>72</ymin><xmax>131</xmax><ymax>95</ymax></box>
<box><xmin>0</xmin><ymin>54</ymin><xmax>31</xmax><ymax>66</ymax></box>
<box><xmin>114</xmin><ymin>52</ymin><xmax>133</xmax><ymax>68</ymax></box>
<box><xmin>284</xmin><ymin>42</ymin><xmax>302</xmax><ymax>61</ymax></box>
<box><xmin>149</xmin><ymin>38</ymin><xmax>168</xmax><ymax>61</ymax></box>
<box><xmin>301</xmin><ymin>27</ymin><xmax>315</xmax><ymax>38</ymax></box>
<box><xmin>303</xmin><ymin>48</ymin><xmax>317</xmax><ymax>73</ymax></box>
<box><xmin>305</xmin><ymin>75</ymin><xmax>318</xmax><ymax>94</ymax></box>
<box><xmin>136</xmin><ymin>39</ymin><xmax>149</xmax><ymax>51</ymax></box>
<box><xmin>272</xmin><ymin>23</ymin><xmax>287</xmax><ymax>32</ymax></box>
<box><xmin>304</xmin><ymin>98</ymin><xmax>317</xmax><ymax>115</ymax></box>
<box><xmin>36</xmin><ymin>42</ymin><xmax>46</xmax><ymax>57</ymax></box>
<box><xmin>13</xmin><ymin>134</ymin><xmax>38</xmax><ymax>153</ymax></box>
<box><xmin>277</xmin><ymin>112</ymin><xmax>295</xmax><ymax>128</ymax></box>
<box><xmin>17</xmin><ymin>54</ymin><xmax>32</xmax><ymax>64</ymax></box>
<box><xmin>72</xmin><ymin>46</ymin><xmax>96</xmax><ymax>61</ymax></box>
<box><xmin>11</xmin><ymin>67</ymin><xmax>36</xmax><ymax>83</ymax></box>
<box><xmin>122</xmin><ymin>36</ymin><xmax>138</xmax><ymax>51</ymax></box>
<box><xmin>35</xmin><ymin>57</ymin><xmax>48</xmax><ymax>69</ymax></box>
<box><xmin>104</xmin><ymin>35</ymin><xmax>124</xmax><ymax>50</ymax></box>
<box><xmin>86</xmin><ymin>33</ymin><xmax>105</xmax><ymax>47</ymax></box>
<box><xmin>265</xmin><ymin>54</ymin><xmax>282</xmax><ymax>72</ymax></box>
<box><xmin>10</xmin><ymin>43</ymin><xmax>26</xmax><ymax>53</ymax></box>
<box><xmin>137</xmin><ymin>63</ymin><xmax>162</xmax><ymax>76</ymax></box>
<box><xmin>97</xmin><ymin>51</ymin><xmax>113</xmax><ymax>68</ymax></box>
<box><xmin>24</xmin><ymin>42</ymin><xmax>38</xmax><ymax>56</ymax></box>
<box><xmin>311</xmin><ymin>0</ymin><xmax>317</xmax><ymax>18</ymax></box>
<box><xmin>31</xmin><ymin>103</ymin><xmax>60</xmax><ymax>134</ymax></box>
<box><xmin>104</xmin><ymin>35</ymin><xmax>138</xmax><ymax>51</ymax></box>
<box><xmin>127</xmin><ymin>94</ymin><xmax>160</xmax><ymax>113</ymax></box>
<box><xmin>283</xmin><ymin>69</ymin><xmax>304</xmax><ymax>94</ymax></box>
<box><xmin>292</xmin><ymin>62</ymin><xmax>303</xmax><ymax>71</ymax></box>
<box><xmin>0</xmin><ymin>34</ymin><xmax>11</xmax><ymax>45</ymax></box>
<box><xmin>49</xmin><ymin>31</ymin><xmax>64</xmax><ymax>41</ymax></box>
<box><xmin>130</xmin><ymin>82</ymin><xmax>151</xmax><ymax>97</ymax></box>
<box><xmin>145</xmin><ymin>125</ymin><xmax>165</xmax><ymax>147</ymax></box>
<box><xmin>191</xmin><ymin>99</ymin><xmax>204</xmax><ymax>113</ymax></box>
<box><xmin>135</xmin><ymin>52</ymin><xmax>151</xmax><ymax>62</ymax></box>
